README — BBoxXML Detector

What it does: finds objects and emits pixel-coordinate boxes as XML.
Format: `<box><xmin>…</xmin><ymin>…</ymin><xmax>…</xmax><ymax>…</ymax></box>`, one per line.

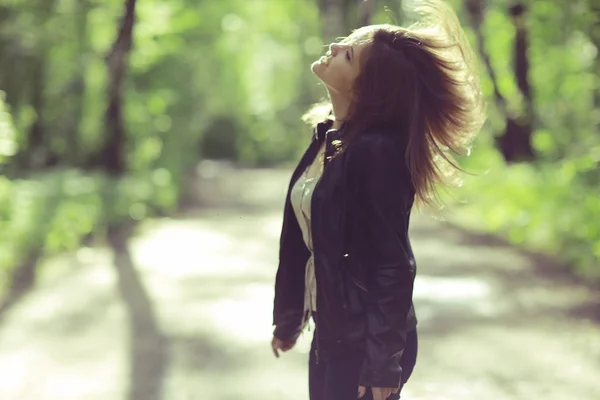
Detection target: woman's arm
<box><xmin>349</xmin><ymin>133</ymin><xmax>416</xmax><ymax>389</ymax></box>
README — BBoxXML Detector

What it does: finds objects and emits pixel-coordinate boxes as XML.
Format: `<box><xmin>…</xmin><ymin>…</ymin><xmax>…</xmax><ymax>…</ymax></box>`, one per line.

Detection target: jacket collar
<box><xmin>313</xmin><ymin>118</ymin><xmax>347</xmax><ymax>143</ymax></box>
<box><xmin>312</xmin><ymin>119</ymin><xmax>348</xmax><ymax>167</ymax></box>
<box><xmin>313</xmin><ymin>118</ymin><xmax>334</xmax><ymax>142</ymax></box>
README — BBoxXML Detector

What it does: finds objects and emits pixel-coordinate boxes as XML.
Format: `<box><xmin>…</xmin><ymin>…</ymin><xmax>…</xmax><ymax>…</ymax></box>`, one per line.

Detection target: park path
<box><xmin>0</xmin><ymin>162</ymin><xmax>598</xmax><ymax>400</ymax></box>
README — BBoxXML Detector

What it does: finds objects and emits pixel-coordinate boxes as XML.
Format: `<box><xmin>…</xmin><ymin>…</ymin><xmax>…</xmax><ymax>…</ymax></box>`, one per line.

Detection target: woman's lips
<box><xmin>319</xmin><ymin>56</ymin><xmax>329</xmax><ymax>66</ymax></box>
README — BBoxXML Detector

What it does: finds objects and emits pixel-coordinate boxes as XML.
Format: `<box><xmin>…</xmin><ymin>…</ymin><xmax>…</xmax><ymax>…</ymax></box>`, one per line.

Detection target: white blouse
<box><xmin>290</xmin><ymin>143</ymin><xmax>325</xmax><ymax>326</ymax></box>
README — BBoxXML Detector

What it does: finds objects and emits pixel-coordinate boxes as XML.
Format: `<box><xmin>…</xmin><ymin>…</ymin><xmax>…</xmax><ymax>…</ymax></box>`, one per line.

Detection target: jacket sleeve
<box><xmin>272</xmin><ymin>202</ymin><xmax>308</xmax><ymax>343</ymax></box>
<box><xmin>349</xmin><ymin>135</ymin><xmax>416</xmax><ymax>388</ymax></box>
<box><xmin>272</xmin><ymin>196</ymin><xmax>308</xmax><ymax>343</ymax></box>
<box><xmin>273</xmin><ymin>310</ymin><xmax>305</xmax><ymax>342</ymax></box>
<box><xmin>272</xmin><ymin>145</ymin><xmax>313</xmax><ymax>343</ymax></box>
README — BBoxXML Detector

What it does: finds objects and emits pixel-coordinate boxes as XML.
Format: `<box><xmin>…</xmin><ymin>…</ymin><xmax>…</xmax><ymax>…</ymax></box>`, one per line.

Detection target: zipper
<box><xmin>312</xmin><ymin>129</ymin><xmax>346</xmax><ymax>363</ymax></box>
<box><xmin>348</xmin><ymin>270</ymin><xmax>368</xmax><ymax>292</ymax></box>
<box><xmin>311</xmin><ymin>150</ymin><xmax>332</xmax><ymax>366</ymax></box>
<box><xmin>339</xmin><ymin>147</ymin><xmax>350</xmax><ymax>310</ymax></box>
<box><xmin>309</xmin><ymin>129</ymin><xmax>344</xmax><ymax>366</ymax></box>
<box><xmin>299</xmin><ymin>176</ymin><xmax>315</xmax><ymax>318</ymax></box>
<box><xmin>341</xmin><ymin>254</ymin><xmax>350</xmax><ymax>309</ymax></box>
<box><xmin>310</xmin><ymin>144</ymin><xmax>326</xmax><ymax>366</ymax></box>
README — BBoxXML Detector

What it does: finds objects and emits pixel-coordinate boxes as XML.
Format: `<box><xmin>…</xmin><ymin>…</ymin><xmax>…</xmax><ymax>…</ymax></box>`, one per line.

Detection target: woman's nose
<box><xmin>329</xmin><ymin>43</ymin><xmax>342</xmax><ymax>56</ymax></box>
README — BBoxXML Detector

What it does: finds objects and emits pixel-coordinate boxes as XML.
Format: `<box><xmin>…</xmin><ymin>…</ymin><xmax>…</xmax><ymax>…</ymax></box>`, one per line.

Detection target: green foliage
<box><xmin>0</xmin><ymin>93</ymin><xmax>18</xmax><ymax>164</ymax></box>
<box><xmin>1</xmin><ymin>0</ymin><xmax>600</xmax><ymax>287</ymax></box>
<box><xmin>0</xmin><ymin>168</ymin><xmax>178</xmax><ymax>290</ymax></box>
<box><xmin>0</xmin><ymin>0</ymin><xmax>324</xmax><ymax>290</ymax></box>
<box><xmin>451</xmin><ymin>134</ymin><xmax>600</xmax><ymax>279</ymax></box>
<box><xmin>441</xmin><ymin>0</ymin><xmax>600</xmax><ymax>279</ymax></box>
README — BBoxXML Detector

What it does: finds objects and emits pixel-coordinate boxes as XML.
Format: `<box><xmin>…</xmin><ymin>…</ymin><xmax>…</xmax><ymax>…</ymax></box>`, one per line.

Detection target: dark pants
<box><xmin>309</xmin><ymin>321</ymin><xmax>418</xmax><ymax>400</ymax></box>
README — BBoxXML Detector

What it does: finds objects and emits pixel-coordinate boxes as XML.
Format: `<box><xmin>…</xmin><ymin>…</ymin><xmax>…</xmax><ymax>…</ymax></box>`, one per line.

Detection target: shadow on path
<box><xmin>412</xmin><ymin>217</ymin><xmax>600</xmax><ymax>326</ymax></box>
<box><xmin>108</xmin><ymin>224</ymin><xmax>170</xmax><ymax>400</ymax></box>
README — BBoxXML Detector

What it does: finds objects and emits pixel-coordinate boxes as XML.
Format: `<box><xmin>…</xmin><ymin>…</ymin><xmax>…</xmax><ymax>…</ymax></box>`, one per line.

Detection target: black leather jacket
<box><xmin>272</xmin><ymin>119</ymin><xmax>418</xmax><ymax>388</ymax></box>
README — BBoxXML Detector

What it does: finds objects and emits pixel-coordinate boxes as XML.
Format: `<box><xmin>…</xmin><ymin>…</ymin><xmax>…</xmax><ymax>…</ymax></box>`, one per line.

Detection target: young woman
<box><xmin>271</xmin><ymin>1</ymin><xmax>485</xmax><ymax>399</ymax></box>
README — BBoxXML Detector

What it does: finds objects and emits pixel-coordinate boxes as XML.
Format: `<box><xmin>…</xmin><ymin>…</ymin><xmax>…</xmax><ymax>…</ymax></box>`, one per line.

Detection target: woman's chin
<box><xmin>311</xmin><ymin>61</ymin><xmax>322</xmax><ymax>74</ymax></box>
<box><xmin>311</xmin><ymin>62</ymin><xmax>328</xmax><ymax>80</ymax></box>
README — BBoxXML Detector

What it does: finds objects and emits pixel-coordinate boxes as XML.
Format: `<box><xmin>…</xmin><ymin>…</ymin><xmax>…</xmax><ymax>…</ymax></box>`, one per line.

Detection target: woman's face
<box><xmin>311</xmin><ymin>35</ymin><xmax>369</xmax><ymax>96</ymax></box>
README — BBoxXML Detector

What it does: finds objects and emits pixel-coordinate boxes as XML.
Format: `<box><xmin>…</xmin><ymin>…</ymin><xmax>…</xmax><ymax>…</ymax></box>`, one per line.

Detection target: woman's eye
<box><xmin>346</xmin><ymin>50</ymin><xmax>351</xmax><ymax>61</ymax></box>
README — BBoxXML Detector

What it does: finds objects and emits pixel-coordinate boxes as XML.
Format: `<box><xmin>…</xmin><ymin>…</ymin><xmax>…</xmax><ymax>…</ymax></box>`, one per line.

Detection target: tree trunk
<box><xmin>498</xmin><ymin>2</ymin><xmax>534</xmax><ymax>162</ymax></box>
<box><xmin>358</xmin><ymin>0</ymin><xmax>377</xmax><ymax>28</ymax></box>
<box><xmin>0</xmin><ymin>6</ymin><xmax>18</xmax><ymax>112</ymax></box>
<box><xmin>318</xmin><ymin>0</ymin><xmax>346</xmax><ymax>43</ymax></box>
<box><xmin>101</xmin><ymin>0</ymin><xmax>137</xmax><ymax>176</ymax></box>
<box><xmin>65</xmin><ymin>0</ymin><xmax>91</xmax><ymax>166</ymax></box>
<box><xmin>4</xmin><ymin>0</ymin><xmax>58</xmax><ymax>171</ymax></box>
<box><xmin>25</xmin><ymin>53</ymin><xmax>48</xmax><ymax>169</ymax></box>
<box><xmin>589</xmin><ymin>0</ymin><xmax>600</xmax><ymax>131</ymax></box>
<box><xmin>465</xmin><ymin>0</ymin><xmax>507</xmax><ymax>114</ymax></box>
<box><xmin>465</xmin><ymin>0</ymin><xmax>534</xmax><ymax>162</ymax></box>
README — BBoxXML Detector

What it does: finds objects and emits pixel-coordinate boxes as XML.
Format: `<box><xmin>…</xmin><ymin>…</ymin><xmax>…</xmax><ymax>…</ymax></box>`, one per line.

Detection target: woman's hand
<box><xmin>357</xmin><ymin>385</ymin><xmax>399</xmax><ymax>400</ymax></box>
<box><xmin>271</xmin><ymin>336</ymin><xmax>297</xmax><ymax>358</ymax></box>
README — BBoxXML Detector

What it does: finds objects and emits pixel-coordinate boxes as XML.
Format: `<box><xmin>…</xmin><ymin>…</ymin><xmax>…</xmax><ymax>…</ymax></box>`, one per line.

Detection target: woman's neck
<box><xmin>328</xmin><ymin>91</ymin><xmax>351</xmax><ymax>130</ymax></box>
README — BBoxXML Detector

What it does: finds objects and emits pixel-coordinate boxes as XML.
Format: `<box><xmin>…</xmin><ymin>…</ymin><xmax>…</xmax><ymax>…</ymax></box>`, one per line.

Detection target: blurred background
<box><xmin>0</xmin><ymin>0</ymin><xmax>599</xmax><ymax>399</ymax></box>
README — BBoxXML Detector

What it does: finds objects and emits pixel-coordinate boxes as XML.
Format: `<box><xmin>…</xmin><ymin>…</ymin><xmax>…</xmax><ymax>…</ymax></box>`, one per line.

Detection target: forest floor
<box><xmin>0</xmin><ymin>162</ymin><xmax>599</xmax><ymax>400</ymax></box>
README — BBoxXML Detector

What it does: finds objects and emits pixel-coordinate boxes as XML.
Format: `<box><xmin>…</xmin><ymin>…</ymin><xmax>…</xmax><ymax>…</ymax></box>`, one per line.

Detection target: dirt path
<box><xmin>0</xmin><ymin>163</ymin><xmax>598</xmax><ymax>400</ymax></box>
